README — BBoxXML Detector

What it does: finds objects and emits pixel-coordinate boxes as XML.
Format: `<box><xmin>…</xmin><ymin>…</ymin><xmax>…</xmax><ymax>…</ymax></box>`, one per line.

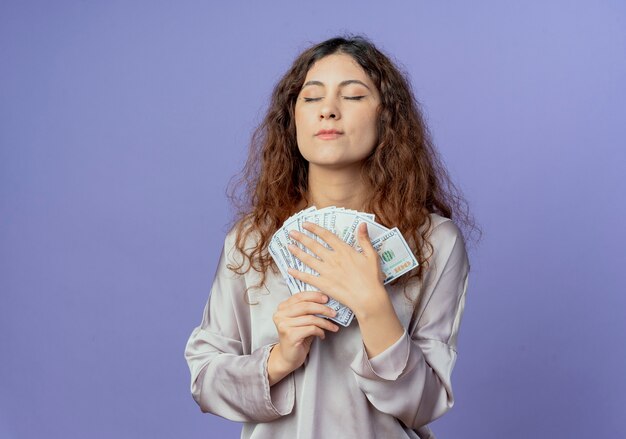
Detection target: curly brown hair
<box><xmin>226</xmin><ymin>34</ymin><xmax>481</xmax><ymax>310</ymax></box>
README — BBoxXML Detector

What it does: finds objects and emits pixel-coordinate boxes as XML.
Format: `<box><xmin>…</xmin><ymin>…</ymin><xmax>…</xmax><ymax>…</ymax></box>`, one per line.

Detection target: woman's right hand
<box><xmin>267</xmin><ymin>291</ymin><xmax>340</xmax><ymax>385</ymax></box>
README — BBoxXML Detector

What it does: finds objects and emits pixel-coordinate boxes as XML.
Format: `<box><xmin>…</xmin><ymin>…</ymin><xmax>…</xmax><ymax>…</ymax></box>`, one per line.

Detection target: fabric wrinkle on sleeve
<box><xmin>263</xmin><ymin>343</ymin><xmax>295</xmax><ymax>416</ymax></box>
<box><xmin>348</xmin><ymin>219</ymin><xmax>470</xmax><ymax>430</ymax></box>
<box><xmin>352</xmin><ymin>329</ymin><xmax>411</xmax><ymax>381</ymax></box>
<box><xmin>184</xmin><ymin>230</ymin><xmax>296</xmax><ymax>422</ymax></box>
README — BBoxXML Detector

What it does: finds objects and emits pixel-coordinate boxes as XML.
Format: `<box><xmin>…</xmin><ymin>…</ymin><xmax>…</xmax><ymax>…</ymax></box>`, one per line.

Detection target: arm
<box><xmin>349</xmin><ymin>219</ymin><xmax>470</xmax><ymax>429</ymax></box>
<box><xmin>184</xmin><ymin>231</ymin><xmax>295</xmax><ymax>422</ymax></box>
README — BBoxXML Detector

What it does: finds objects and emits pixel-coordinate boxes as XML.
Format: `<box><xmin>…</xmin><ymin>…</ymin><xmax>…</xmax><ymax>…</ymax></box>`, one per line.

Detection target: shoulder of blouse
<box><xmin>427</xmin><ymin>212</ymin><xmax>453</xmax><ymax>232</ymax></box>
<box><xmin>425</xmin><ymin>212</ymin><xmax>466</xmax><ymax>251</ymax></box>
<box><xmin>430</xmin><ymin>214</ymin><xmax>465</xmax><ymax>249</ymax></box>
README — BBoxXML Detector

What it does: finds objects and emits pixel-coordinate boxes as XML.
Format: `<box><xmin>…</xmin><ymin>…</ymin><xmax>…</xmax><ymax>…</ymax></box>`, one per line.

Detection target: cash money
<box><xmin>269</xmin><ymin>206</ymin><xmax>418</xmax><ymax>327</ymax></box>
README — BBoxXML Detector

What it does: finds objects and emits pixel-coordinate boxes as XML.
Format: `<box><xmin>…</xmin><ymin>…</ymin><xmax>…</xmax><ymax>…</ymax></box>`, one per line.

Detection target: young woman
<box><xmin>185</xmin><ymin>35</ymin><xmax>478</xmax><ymax>439</ymax></box>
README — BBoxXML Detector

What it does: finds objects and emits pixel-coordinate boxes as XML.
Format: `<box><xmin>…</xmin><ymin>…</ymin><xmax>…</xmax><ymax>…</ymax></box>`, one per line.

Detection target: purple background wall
<box><xmin>1</xmin><ymin>1</ymin><xmax>625</xmax><ymax>438</ymax></box>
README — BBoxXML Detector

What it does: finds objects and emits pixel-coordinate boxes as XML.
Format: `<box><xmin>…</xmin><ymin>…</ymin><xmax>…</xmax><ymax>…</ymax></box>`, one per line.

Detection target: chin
<box><xmin>308</xmin><ymin>159</ymin><xmax>366</xmax><ymax>170</ymax></box>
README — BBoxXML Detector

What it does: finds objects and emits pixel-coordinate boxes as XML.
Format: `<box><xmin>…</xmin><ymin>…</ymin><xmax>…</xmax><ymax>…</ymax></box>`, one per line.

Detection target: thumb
<box><xmin>357</xmin><ymin>222</ymin><xmax>375</xmax><ymax>255</ymax></box>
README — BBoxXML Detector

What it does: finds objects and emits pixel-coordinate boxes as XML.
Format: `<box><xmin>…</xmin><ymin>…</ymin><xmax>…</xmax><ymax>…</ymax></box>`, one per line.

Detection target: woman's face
<box><xmin>294</xmin><ymin>53</ymin><xmax>381</xmax><ymax>170</ymax></box>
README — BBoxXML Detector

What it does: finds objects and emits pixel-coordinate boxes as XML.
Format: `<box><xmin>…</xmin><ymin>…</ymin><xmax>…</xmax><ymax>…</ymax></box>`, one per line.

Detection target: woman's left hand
<box><xmin>287</xmin><ymin>221</ymin><xmax>387</xmax><ymax>318</ymax></box>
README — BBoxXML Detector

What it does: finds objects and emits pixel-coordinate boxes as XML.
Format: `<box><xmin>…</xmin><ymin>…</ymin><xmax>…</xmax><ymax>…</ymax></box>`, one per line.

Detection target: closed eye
<box><xmin>303</xmin><ymin>96</ymin><xmax>366</xmax><ymax>102</ymax></box>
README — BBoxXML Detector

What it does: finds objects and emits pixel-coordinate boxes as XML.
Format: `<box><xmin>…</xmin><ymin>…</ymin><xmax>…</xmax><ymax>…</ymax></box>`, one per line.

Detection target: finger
<box><xmin>290</xmin><ymin>325</ymin><xmax>326</xmax><ymax>343</ymax></box>
<box><xmin>282</xmin><ymin>301</ymin><xmax>338</xmax><ymax>319</ymax></box>
<box><xmin>287</xmin><ymin>315</ymin><xmax>340</xmax><ymax>332</ymax></box>
<box><xmin>277</xmin><ymin>291</ymin><xmax>329</xmax><ymax>310</ymax></box>
<box><xmin>287</xmin><ymin>243</ymin><xmax>322</xmax><ymax>272</ymax></box>
<box><xmin>357</xmin><ymin>222</ymin><xmax>375</xmax><ymax>256</ymax></box>
<box><xmin>288</xmin><ymin>229</ymin><xmax>330</xmax><ymax>257</ymax></box>
<box><xmin>300</xmin><ymin>335</ymin><xmax>314</xmax><ymax>349</ymax></box>
<box><xmin>287</xmin><ymin>267</ymin><xmax>320</xmax><ymax>289</ymax></box>
<box><xmin>378</xmin><ymin>265</ymin><xmax>386</xmax><ymax>283</ymax></box>
<box><xmin>301</xmin><ymin>222</ymin><xmax>343</xmax><ymax>249</ymax></box>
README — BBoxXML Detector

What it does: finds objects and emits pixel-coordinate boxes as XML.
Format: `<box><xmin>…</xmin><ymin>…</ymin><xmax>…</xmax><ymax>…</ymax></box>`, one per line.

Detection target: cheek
<box><xmin>294</xmin><ymin>112</ymin><xmax>306</xmax><ymax>145</ymax></box>
<box><xmin>294</xmin><ymin>107</ymin><xmax>311</xmax><ymax>134</ymax></box>
<box><xmin>358</xmin><ymin>114</ymin><xmax>380</xmax><ymax>152</ymax></box>
<box><xmin>296</xmin><ymin>133</ymin><xmax>309</xmax><ymax>158</ymax></box>
<box><xmin>295</xmin><ymin>107</ymin><xmax>319</xmax><ymax>154</ymax></box>
<box><xmin>294</xmin><ymin>121</ymin><xmax>312</xmax><ymax>159</ymax></box>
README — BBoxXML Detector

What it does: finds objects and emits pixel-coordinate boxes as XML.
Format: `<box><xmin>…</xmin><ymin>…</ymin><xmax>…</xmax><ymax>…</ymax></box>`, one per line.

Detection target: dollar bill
<box><xmin>269</xmin><ymin>206</ymin><xmax>417</xmax><ymax>327</ymax></box>
<box><xmin>371</xmin><ymin>227</ymin><xmax>419</xmax><ymax>284</ymax></box>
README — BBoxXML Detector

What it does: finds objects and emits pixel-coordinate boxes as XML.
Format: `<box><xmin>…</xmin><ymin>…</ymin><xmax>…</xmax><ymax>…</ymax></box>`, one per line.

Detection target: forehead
<box><xmin>303</xmin><ymin>53</ymin><xmax>372</xmax><ymax>85</ymax></box>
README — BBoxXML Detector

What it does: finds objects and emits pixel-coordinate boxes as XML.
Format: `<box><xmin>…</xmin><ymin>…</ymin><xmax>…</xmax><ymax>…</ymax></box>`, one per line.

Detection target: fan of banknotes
<box><xmin>268</xmin><ymin>206</ymin><xmax>418</xmax><ymax>327</ymax></box>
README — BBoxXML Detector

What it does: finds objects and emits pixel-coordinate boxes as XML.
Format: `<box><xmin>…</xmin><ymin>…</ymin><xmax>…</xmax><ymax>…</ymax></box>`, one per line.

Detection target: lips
<box><xmin>316</xmin><ymin>129</ymin><xmax>343</xmax><ymax>136</ymax></box>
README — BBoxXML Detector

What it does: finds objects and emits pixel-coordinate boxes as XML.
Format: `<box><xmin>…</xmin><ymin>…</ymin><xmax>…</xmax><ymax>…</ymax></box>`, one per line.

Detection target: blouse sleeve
<box><xmin>349</xmin><ymin>219</ymin><xmax>470</xmax><ymax>430</ymax></box>
<box><xmin>184</xmin><ymin>231</ymin><xmax>295</xmax><ymax>422</ymax></box>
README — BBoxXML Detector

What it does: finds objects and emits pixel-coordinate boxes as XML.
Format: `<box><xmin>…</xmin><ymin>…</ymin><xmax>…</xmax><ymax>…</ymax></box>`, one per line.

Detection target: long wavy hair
<box><xmin>226</xmin><ymin>34</ymin><xmax>481</xmax><ymax>313</ymax></box>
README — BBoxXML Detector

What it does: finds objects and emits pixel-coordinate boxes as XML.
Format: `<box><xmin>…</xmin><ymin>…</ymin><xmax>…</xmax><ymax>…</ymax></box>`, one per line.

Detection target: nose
<box><xmin>319</xmin><ymin>97</ymin><xmax>340</xmax><ymax>120</ymax></box>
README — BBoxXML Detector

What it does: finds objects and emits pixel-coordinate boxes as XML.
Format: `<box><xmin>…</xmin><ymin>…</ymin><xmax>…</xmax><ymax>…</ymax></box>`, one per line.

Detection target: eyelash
<box><xmin>303</xmin><ymin>96</ymin><xmax>366</xmax><ymax>102</ymax></box>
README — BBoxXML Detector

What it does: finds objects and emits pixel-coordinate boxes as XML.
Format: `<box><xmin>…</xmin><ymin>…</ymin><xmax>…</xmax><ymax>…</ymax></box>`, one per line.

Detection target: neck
<box><xmin>302</xmin><ymin>163</ymin><xmax>369</xmax><ymax>211</ymax></box>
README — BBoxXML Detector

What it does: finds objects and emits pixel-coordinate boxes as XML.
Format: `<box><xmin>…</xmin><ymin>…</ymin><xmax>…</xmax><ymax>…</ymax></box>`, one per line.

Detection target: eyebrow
<box><xmin>301</xmin><ymin>79</ymin><xmax>371</xmax><ymax>91</ymax></box>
